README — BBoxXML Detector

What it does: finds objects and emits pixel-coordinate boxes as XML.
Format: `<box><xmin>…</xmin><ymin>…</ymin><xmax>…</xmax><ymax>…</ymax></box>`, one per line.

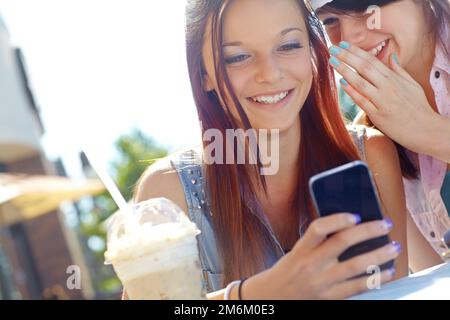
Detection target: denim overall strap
<box><xmin>347</xmin><ymin>125</ymin><xmax>367</xmax><ymax>160</ymax></box>
<box><xmin>170</xmin><ymin>149</ymin><xmax>224</xmax><ymax>293</ymax></box>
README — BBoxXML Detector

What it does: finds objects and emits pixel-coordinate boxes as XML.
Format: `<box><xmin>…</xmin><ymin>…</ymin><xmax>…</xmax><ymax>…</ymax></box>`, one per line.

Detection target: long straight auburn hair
<box><xmin>185</xmin><ymin>0</ymin><xmax>360</xmax><ymax>286</ymax></box>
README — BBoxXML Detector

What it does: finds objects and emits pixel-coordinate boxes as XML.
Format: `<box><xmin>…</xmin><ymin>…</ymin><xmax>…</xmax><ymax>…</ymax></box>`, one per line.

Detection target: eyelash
<box><xmin>224</xmin><ymin>54</ymin><xmax>250</xmax><ymax>64</ymax></box>
<box><xmin>322</xmin><ymin>17</ymin><xmax>338</xmax><ymax>26</ymax></box>
<box><xmin>224</xmin><ymin>42</ymin><xmax>303</xmax><ymax>65</ymax></box>
<box><xmin>279</xmin><ymin>42</ymin><xmax>303</xmax><ymax>51</ymax></box>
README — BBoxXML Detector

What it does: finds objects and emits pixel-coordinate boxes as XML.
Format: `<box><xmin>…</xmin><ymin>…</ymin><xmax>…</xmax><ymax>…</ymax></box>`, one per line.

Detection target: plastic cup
<box><xmin>105</xmin><ymin>198</ymin><xmax>205</xmax><ymax>299</ymax></box>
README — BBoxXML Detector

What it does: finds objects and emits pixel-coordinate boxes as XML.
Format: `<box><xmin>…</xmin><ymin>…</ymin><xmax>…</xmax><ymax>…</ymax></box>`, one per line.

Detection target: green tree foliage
<box><xmin>113</xmin><ymin>129</ymin><xmax>168</xmax><ymax>201</ymax></box>
<box><xmin>78</xmin><ymin>129</ymin><xmax>168</xmax><ymax>298</ymax></box>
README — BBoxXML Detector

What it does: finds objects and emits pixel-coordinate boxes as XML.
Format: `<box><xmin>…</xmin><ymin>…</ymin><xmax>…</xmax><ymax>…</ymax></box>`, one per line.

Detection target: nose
<box><xmin>339</xmin><ymin>16</ymin><xmax>369</xmax><ymax>46</ymax></box>
<box><xmin>255</xmin><ymin>56</ymin><xmax>283</xmax><ymax>84</ymax></box>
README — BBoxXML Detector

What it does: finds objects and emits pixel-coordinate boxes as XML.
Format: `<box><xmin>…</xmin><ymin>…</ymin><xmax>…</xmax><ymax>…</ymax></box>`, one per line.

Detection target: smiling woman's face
<box><xmin>201</xmin><ymin>0</ymin><xmax>313</xmax><ymax>131</ymax></box>
<box><xmin>317</xmin><ymin>0</ymin><xmax>432</xmax><ymax>69</ymax></box>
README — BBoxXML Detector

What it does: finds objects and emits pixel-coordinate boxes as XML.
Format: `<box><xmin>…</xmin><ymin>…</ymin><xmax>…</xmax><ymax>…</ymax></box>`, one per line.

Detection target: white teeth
<box><xmin>370</xmin><ymin>41</ymin><xmax>387</xmax><ymax>56</ymax></box>
<box><xmin>251</xmin><ymin>91</ymin><xmax>289</xmax><ymax>104</ymax></box>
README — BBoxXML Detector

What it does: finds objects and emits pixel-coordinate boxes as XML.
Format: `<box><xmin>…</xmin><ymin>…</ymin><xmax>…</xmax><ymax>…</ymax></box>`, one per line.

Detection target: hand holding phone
<box><xmin>309</xmin><ymin>160</ymin><xmax>394</xmax><ymax>272</ymax></box>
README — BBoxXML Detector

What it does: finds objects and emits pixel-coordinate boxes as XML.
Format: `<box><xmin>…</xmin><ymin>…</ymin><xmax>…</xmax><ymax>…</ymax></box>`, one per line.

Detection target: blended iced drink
<box><xmin>105</xmin><ymin>197</ymin><xmax>205</xmax><ymax>300</ymax></box>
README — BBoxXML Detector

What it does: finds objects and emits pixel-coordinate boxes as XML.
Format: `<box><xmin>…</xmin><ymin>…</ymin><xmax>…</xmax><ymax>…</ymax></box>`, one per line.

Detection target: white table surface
<box><xmin>350</xmin><ymin>262</ymin><xmax>450</xmax><ymax>300</ymax></box>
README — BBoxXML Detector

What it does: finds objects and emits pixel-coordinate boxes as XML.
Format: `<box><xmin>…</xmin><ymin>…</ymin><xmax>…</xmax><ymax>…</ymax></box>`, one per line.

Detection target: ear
<box><xmin>202</xmin><ymin>73</ymin><xmax>215</xmax><ymax>92</ymax></box>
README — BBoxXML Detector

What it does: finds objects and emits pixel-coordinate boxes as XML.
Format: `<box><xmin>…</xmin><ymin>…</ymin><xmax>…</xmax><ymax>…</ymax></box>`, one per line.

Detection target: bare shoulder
<box><xmin>362</xmin><ymin>127</ymin><xmax>403</xmax><ymax>206</ymax></box>
<box><xmin>363</xmin><ymin>127</ymin><xmax>399</xmax><ymax>170</ymax></box>
<box><xmin>134</xmin><ymin>156</ymin><xmax>189</xmax><ymax>216</ymax></box>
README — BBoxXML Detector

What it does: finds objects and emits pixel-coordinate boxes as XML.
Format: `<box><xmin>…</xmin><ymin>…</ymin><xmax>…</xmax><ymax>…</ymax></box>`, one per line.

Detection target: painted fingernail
<box><xmin>339</xmin><ymin>41</ymin><xmax>350</xmax><ymax>49</ymax></box>
<box><xmin>330</xmin><ymin>56</ymin><xmax>341</xmax><ymax>67</ymax></box>
<box><xmin>340</xmin><ymin>78</ymin><xmax>348</xmax><ymax>87</ymax></box>
<box><xmin>390</xmin><ymin>241</ymin><xmax>401</xmax><ymax>254</ymax></box>
<box><xmin>383</xmin><ymin>218</ymin><xmax>393</xmax><ymax>231</ymax></box>
<box><xmin>329</xmin><ymin>46</ymin><xmax>341</xmax><ymax>56</ymax></box>
<box><xmin>388</xmin><ymin>267</ymin><xmax>396</xmax><ymax>277</ymax></box>
<box><xmin>393</xmin><ymin>53</ymin><xmax>399</xmax><ymax>64</ymax></box>
<box><xmin>353</xmin><ymin>214</ymin><xmax>362</xmax><ymax>224</ymax></box>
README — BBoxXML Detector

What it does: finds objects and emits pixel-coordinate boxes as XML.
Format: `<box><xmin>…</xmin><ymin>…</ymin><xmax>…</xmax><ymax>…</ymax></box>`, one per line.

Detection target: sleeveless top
<box><xmin>170</xmin><ymin>125</ymin><xmax>367</xmax><ymax>293</ymax></box>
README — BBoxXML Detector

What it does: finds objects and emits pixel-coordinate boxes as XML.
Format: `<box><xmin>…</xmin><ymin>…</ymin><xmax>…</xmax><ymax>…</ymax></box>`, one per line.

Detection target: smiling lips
<box><xmin>367</xmin><ymin>39</ymin><xmax>389</xmax><ymax>58</ymax></box>
<box><xmin>248</xmin><ymin>90</ymin><xmax>292</xmax><ymax>105</ymax></box>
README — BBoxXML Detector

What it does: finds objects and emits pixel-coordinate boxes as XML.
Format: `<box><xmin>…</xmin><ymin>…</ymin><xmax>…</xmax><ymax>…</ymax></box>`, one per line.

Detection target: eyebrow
<box><xmin>315</xmin><ymin>8</ymin><xmax>327</xmax><ymax>16</ymax></box>
<box><xmin>222</xmin><ymin>27</ymin><xmax>303</xmax><ymax>47</ymax></box>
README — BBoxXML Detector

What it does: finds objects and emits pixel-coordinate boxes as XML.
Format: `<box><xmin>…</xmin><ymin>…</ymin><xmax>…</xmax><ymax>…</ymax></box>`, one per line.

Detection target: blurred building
<box><xmin>0</xmin><ymin>13</ymin><xmax>96</xmax><ymax>299</ymax></box>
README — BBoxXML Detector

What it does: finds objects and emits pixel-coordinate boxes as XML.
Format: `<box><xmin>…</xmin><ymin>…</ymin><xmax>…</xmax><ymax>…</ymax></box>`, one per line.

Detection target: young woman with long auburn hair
<box><xmin>131</xmin><ymin>0</ymin><xmax>409</xmax><ymax>299</ymax></box>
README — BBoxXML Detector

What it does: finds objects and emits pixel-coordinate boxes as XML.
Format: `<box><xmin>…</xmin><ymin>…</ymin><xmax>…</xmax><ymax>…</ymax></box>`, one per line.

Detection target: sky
<box><xmin>0</xmin><ymin>0</ymin><xmax>202</xmax><ymax>180</ymax></box>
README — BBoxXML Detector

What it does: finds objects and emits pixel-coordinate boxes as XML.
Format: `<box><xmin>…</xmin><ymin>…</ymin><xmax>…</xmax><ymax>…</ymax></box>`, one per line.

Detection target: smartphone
<box><xmin>309</xmin><ymin>160</ymin><xmax>393</xmax><ymax>272</ymax></box>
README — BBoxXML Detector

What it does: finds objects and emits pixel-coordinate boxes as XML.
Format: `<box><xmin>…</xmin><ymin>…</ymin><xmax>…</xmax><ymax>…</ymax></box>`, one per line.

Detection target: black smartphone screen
<box><xmin>309</xmin><ymin>161</ymin><xmax>393</xmax><ymax>271</ymax></box>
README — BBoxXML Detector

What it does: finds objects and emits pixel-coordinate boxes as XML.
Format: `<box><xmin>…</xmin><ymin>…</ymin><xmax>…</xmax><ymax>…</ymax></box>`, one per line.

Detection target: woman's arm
<box><xmin>206</xmin><ymin>214</ymin><xmax>400</xmax><ymax>300</ymax></box>
<box><xmin>134</xmin><ymin>158</ymin><xmax>189</xmax><ymax>213</ymax></box>
<box><xmin>354</xmin><ymin>111</ymin><xmax>450</xmax><ymax>163</ymax></box>
<box><xmin>422</xmin><ymin>113</ymin><xmax>450</xmax><ymax>163</ymax></box>
<box><xmin>364</xmin><ymin>128</ymin><xmax>409</xmax><ymax>279</ymax></box>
